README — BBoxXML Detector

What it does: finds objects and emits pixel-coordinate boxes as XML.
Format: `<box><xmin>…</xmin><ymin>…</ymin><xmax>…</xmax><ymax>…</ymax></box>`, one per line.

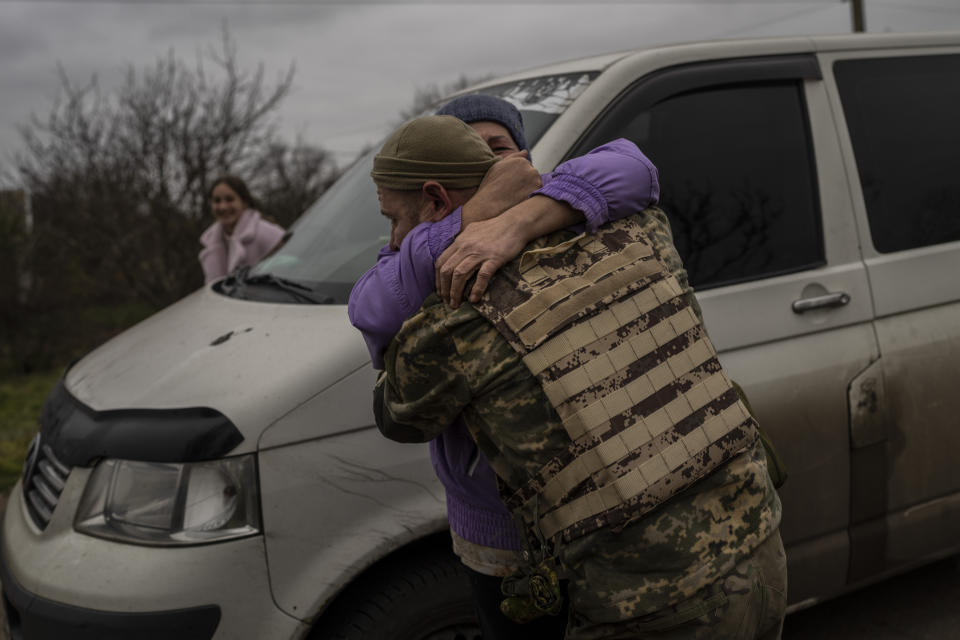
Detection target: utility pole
<box><xmin>850</xmin><ymin>0</ymin><xmax>866</xmax><ymax>33</ymax></box>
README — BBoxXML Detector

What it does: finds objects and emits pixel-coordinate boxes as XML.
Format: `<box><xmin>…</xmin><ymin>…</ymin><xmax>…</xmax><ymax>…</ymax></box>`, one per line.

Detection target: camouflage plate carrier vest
<box><xmin>473</xmin><ymin>214</ymin><xmax>759</xmax><ymax>543</ymax></box>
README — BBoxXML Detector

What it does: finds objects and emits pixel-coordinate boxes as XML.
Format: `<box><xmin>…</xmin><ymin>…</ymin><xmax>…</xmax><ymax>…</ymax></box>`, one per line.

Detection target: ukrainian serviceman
<box><xmin>372</xmin><ymin>127</ymin><xmax>787</xmax><ymax>636</ymax></box>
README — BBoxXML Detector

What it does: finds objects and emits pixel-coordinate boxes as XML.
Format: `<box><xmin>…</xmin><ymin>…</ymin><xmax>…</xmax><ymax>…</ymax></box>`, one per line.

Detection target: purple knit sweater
<box><xmin>349</xmin><ymin>139</ymin><xmax>660</xmax><ymax>549</ymax></box>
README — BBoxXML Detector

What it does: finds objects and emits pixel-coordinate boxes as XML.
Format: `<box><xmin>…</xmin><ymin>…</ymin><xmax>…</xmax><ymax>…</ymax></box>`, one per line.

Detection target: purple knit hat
<box><xmin>436</xmin><ymin>94</ymin><xmax>528</xmax><ymax>153</ymax></box>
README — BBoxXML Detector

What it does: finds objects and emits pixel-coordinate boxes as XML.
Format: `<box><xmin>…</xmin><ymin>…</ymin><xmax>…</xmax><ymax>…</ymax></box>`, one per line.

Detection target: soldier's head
<box><xmin>436</xmin><ymin>94</ymin><xmax>527</xmax><ymax>158</ymax></box>
<box><xmin>371</xmin><ymin>115</ymin><xmax>497</xmax><ymax>251</ymax></box>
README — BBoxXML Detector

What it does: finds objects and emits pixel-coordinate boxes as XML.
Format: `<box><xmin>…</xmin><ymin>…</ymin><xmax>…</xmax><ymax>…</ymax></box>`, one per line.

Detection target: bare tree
<box><xmin>17</xmin><ymin>30</ymin><xmax>337</xmax><ymax>306</ymax></box>
<box><xmin>251</xmin><ymin>139</ymin><xmax>341</xmax><ymax>228</ymax></box>
<box><xmin>9</xmin><ymin>30</ymin><xmax>339</xmax><ymax>372</ymax></box>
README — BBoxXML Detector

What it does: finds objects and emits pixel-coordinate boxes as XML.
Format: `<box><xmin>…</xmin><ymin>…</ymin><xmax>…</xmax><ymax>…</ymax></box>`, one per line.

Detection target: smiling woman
<box><xmin>199</xmin><ymin>176</ymin><xmax>286</xmax><ymax>285</ymax></box>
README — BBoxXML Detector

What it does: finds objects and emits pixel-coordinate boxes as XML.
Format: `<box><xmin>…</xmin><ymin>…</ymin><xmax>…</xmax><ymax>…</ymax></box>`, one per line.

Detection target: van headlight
<box><xmin>75</xmin><ymin>455</ymin><xmax>261</xmax><ymax>545</ymax></box>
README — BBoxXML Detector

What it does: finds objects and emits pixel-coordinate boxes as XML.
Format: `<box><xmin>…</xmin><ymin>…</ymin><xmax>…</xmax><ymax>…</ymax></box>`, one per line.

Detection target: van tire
<box><xmin>309</xmin><ymin>544</ymin><xmax>481</xmax><ymax>640</ymax></box>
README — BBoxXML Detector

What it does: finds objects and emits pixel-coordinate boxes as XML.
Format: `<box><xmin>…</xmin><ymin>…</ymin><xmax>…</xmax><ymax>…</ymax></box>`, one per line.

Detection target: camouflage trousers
<box><xmin>565</xmin><ymin>531</ymin><xmax>787</xmax><ymax>640</ymax></box>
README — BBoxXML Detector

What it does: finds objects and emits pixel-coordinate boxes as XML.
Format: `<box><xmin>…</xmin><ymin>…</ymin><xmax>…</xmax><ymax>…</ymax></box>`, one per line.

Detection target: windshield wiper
<box><xmin>223</xmin><ymin>267</ymin><xmax>334</xmax><ymax>304</ymax></box>
<box><xmin>245</xmin><ymin>273</ymin><xmax>332</xmax><ymax>304</ymax></box>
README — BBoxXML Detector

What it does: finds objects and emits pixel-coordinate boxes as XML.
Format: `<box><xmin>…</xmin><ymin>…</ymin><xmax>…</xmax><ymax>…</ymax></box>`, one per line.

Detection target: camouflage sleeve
<box><xmin>377</xmin><ymin>297</ymin><xmax>474</xmax><ymax>443</ymax></box>
<box><xmin>373</xmin><ymin>374</ymin><xmax>433</xmax><ymax>443</ymax></box>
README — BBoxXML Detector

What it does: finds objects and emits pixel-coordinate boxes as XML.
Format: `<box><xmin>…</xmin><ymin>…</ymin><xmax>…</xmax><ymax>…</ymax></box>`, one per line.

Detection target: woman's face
<box><xmin>211</xmin><ymin>182</ymin><xmax>247</xmax><ymax>233</ymax></box>
<box><xmin>469</xmin><ymin>121</ymin><xmax>520</xmax><ymax>157</ymax></box>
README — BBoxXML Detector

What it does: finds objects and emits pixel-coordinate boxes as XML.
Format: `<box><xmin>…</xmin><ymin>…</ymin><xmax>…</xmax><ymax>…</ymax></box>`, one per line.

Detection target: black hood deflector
<box><xmin>40</xmin><ymin>377</ymin><xmax>244</xmax><ymax>467</ymax></box>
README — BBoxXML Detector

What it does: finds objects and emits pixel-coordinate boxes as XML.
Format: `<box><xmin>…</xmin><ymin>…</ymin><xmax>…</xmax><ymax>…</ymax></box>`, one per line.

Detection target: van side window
<box><xmin>577</xmin><ymin>82</ymin><xmax>824</xmax><ymax>289</ymax></box>
<box><xmin>834</xmin><ymin>55</ymin><xmax>960</xmax><ymax>254</ymax></box>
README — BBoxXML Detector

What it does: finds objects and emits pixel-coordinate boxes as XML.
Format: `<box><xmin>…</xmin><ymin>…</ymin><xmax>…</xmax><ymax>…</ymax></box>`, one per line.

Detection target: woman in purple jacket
<box><xmin>349</xmin><ymin>96</ymin><xmax>660</xmax><ymax>638</ymax></box>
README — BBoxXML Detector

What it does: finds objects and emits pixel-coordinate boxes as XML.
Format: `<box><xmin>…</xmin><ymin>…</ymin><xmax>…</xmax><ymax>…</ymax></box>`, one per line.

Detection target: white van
<box><xmin>3</xmin><ymin>31</ymin><xmax>959</xmax><ymax>639</ymax></box>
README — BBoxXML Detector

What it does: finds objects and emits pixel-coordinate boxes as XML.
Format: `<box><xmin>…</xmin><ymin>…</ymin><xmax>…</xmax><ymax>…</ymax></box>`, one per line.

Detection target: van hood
<box><xmin>65</xmin><ymin>287</ymin><xmax>371</xmax><ymax>454</ymax></box>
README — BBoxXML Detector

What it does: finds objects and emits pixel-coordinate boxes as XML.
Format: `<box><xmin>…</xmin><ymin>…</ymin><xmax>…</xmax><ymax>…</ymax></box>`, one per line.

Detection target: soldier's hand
<box><xmin>436</xmin><ymin>214</ymin><xmax>528</xmax><ymax>309</ymax></box>
<box><xmin>461</xmin><ymin>151</ymin><xmax>541</xmax><ymax>224</ymax></box>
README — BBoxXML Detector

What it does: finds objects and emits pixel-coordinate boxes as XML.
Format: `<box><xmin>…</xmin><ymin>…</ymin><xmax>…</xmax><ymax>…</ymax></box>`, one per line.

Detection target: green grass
<box><xmin>0</xmin><ymin>369</ymin><xmax>63</xmax><ymax>491</ymax></box>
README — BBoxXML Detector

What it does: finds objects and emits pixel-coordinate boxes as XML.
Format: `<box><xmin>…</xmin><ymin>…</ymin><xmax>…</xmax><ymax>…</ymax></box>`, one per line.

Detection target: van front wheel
<box><xmin>309</xmin><ymin>544</ymin><xmax>481</xmax><ymax>640</ymax></box>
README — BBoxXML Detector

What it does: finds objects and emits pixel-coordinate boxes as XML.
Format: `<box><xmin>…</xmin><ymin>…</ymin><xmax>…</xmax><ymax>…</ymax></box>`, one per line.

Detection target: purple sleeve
<box><xmin>348</xmin><ymin>209</ymin><xmax>463</xmax><ymax>369</ymax></box>
<box><xmin>534</xmin><ymin>138</ymin><xmax>660</xmax><ymax>233</ymax></box>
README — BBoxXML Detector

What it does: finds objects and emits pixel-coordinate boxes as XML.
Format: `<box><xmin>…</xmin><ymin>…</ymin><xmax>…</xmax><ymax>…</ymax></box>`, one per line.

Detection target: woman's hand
<box><xmin>436</xmin><ymin>214</ymin><xmax>529</xmax><ymax>308</ymax></box>
<box><xmin>437</xmin><ymin>196</ymin><xmax>583</xmax><ymax>308</ymax></box>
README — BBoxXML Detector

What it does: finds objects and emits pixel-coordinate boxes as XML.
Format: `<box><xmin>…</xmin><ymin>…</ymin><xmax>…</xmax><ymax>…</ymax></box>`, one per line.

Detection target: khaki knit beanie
<box><xmin>371</xmin><ymin>115</ymin><xmax>497</xmax><ymax>190</ymax></box>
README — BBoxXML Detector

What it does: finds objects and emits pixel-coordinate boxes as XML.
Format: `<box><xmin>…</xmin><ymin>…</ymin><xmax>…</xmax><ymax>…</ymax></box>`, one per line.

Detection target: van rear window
<box><xmin>835</xmin><ymin>54</ymin><xmax>960</xmax><ymax>254</ymax></box>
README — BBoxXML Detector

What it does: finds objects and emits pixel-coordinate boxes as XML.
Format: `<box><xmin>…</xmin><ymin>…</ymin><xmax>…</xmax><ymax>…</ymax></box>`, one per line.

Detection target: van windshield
<box><xmin>226</xmin><ymin>72</ymin><xmax>595</xmax><ymax>304</ymax></box>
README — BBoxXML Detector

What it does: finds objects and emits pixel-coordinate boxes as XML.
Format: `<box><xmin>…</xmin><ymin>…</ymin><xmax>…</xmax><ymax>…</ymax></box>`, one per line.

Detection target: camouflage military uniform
<box><xmin>377</xmin><ymin>208</ymin><xmax>784</xmax><ymax>639</ymax></box>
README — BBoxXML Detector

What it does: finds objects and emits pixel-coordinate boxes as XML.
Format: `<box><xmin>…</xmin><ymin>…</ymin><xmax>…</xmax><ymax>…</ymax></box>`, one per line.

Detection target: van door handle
<box><xmin>792</xmin><ymin>292</ymin><xmax>851</xmax><ymax>314</ymax></box>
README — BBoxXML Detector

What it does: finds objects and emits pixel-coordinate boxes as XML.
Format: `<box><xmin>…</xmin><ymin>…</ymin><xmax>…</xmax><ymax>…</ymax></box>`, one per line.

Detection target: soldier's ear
<box><xmin>420</xmin><ymin>181</ymin><xmax>453</xmax><ymax>222</ymax></box>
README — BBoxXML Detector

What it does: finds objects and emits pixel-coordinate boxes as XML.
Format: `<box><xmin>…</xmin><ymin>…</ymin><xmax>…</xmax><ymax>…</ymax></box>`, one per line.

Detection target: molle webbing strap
<box><xmin>503</xmin><ymin>241</ymin><xmax>659</xmax><ymax>349</ymax></box>
<box><xmin>473</xmin><ymin>214</ymin><xmax>758</xmax><ymax>543</ymax></box>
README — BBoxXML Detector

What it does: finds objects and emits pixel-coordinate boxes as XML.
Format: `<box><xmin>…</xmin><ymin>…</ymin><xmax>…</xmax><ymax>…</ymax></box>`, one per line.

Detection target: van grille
<box><xmin>21</xmin><ymin>435</ymin><xmax>72</xmax><ymax>530</ymax></box>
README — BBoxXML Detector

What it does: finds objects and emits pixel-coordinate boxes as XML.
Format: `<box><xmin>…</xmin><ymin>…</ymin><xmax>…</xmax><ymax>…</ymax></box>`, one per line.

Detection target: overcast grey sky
<box><xmin>1</xmin><ymin>0</ymin><xmax>958</xmax><ymax>181</ymax></box>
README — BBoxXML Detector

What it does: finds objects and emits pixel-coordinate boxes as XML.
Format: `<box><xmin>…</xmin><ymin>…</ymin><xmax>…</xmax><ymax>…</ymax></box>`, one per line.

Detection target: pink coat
<box><xmin>199</xmin><ymin>209</ymin><xmax>285</xmax><ymax>284</ymax></box>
